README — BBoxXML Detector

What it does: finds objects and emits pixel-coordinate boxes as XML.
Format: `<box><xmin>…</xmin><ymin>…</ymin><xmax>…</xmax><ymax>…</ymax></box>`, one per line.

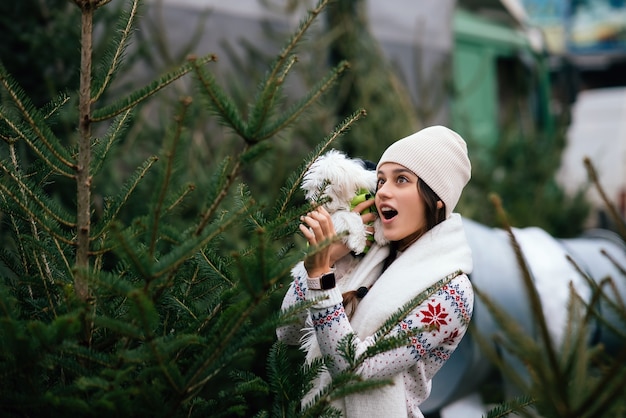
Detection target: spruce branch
<box><xmin>4</xmin><ymin>142</ymin><xmax>73</xmax><ymax>289</ymax></box>
<box><xmin>91</xmin><ymin>54</ymin><xmax>216</xmax><ymax>122</ymax></box>
<box><xmin>0</xmin><ymin>181</ymin><xmax>31</xmax><ymax>276</ymax></box>
<box><xmin>195</xmin><ymin>152</ymin><xmax>246</xmax><ymax>236</ymax></box>
<box><xmin>91</xmin><ymin>0</ymin><xmax>139</xmax><ymax>102</ymax></box>
<box><xmin>165</xmin><ymin>183</ymin><xmax>195</xmax><ymax>214</ymax></box>
<box><xmin>183</xmin><ymin>255</ymin><xmax>297</xmax><ymax>405</ymax></box>
<box><xmin>572</xmin><ymin>344</ymin><xmax>626</xmax><ymax>417</ymax></box>
<box><xmin>490</xmin><ymin>193</ymin><xmax>564</xmax><ymax>387</ymax></box>
<box><xmin>0</xmin><ymin>64</ymin><xmax>75</xmax><ymax>174</ymax></box>
<box><xmin>190</xmin><ymin>56</ymin><xmax>248</xmax><ymax>138</ymax></box>
<box><xmin>275</xmin><ymin>108</ymin><xmax>366</xmax><ymax>217</ymax></box>
<box><xmin>40</xmin><ymin>91</ymin><xmax>71</xmax><ymax>121</ymax></box>
<box><xmin>149</xmin><ymin>96</ymin><xmax>192</xmax><ymax>257</ymax></box>
<box><xmin>601</xmin><ymin>247</ymin><xmax>626</xmax><ymax>278</ymax></box>
<box><xmin>566</xmin><ymin>254</ymin><xmax>626</xmax><ymax>338</ymax></box>
<box><xmin>472</xmin><ymin>286</ymin><xmax>546</xmax><ymax>399</ymax></box>
<box><xmin>246</xmin><ymin>0</ymin><xmax>329</xmax><ymax>140</ymax></box>
<box><xmin>484</xmin><ymin>395</ymin><xmax>535</xmax><ymax>418</ymax></box>
<box><xmin>151</xmin><ymin>202</ymin><xmax>249</xmax><ymax>280</ymax></box>
<box><xmin>254</xmin><ymin>60</ymin><xmax>350</xmax><ymax>141</ymax></box>
<box><xmin>91</xmin><ymin>108</ymin><xmax>134</xmax><ymax>176</ymax></box>
<box><xmin>91</xmin><ymin>155</ymin><xmax>158</xmax><ymax>241</ymax></box>
<box><xmin>184</xmin><ymin>297</ymin><xmax>260</xmax><ymax>399</ymax></box>
<box><xmin>32</xmin><ymin>248</ymin><xmax>59</xmax><ymax>318</ymax></box>
<box><xmin>0</xmin><ymin>160</ymin><xmax>76</xmax><ymax>228</ymax></box>
<box><xmin>584</xmin><ymin>157</ymin><xmax>626</xmax><ymax>238</ymax></box>
<box><xmin>262</xmin><ymin>0</ymin><xmax>328</xmax><ymax>99</ymax></box>
<box><xmin>0</xmin><ymin>181</ymin><xmax>75</xmax><ymax>246</ymax></box>
<box><xmin>246</xmin><ymin>55</ymin><xmax>297</xmax><ymax>140</ymax></box>
<box><xmin>54</xmin><ymin>236</ymin><xmax>73</xmax><ymax>279</ymax></box>
<box><xmin>198</xmin><ymin>248</ymin><xmax>234</xmax><ymax>288</ymax></box>
<box><xmin>0</xmin><ymin>110</ymin><xmax>74</xmax><ymax>178</ymax></box>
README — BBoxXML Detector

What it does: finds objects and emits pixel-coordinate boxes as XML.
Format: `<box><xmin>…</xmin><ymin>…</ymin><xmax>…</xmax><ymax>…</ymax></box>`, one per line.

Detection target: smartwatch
<box><xmin>307</xmin><ymin>271</ymin><xmax>336</xmax><ymax>290</ymax></box>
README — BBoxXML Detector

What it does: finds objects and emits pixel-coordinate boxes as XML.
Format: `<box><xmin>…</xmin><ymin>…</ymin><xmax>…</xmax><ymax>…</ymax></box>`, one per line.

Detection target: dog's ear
<box><xmin>361</xmin><ymin>159</ymin><xmax>376</xmax><ymax>171</ymax></box>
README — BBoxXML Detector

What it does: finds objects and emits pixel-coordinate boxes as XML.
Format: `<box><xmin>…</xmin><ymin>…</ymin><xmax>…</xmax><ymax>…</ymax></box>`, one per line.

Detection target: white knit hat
<box><xmin>376</xmin><ymin>125</ymin><xmax>471</xmax><ymax>218</ymax></box>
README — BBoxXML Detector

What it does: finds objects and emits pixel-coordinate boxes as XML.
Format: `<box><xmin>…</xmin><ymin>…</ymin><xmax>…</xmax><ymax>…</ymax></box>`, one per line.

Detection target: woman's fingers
<box><xmin>300</xmin><ymin>207</ymin><xmax>335</xmax><ymax>275</ymax></box>
<box><xmin>352</xmin><ymin>198</ymin><xmax>378</xmax><ymax>228</ymax></box>
<box><xmin>300</xmin><ymin>206</ymin><xmax>335</xmax><ymax>245</ymax></box>
<box><xmin>351</xmin><ymin>197</ymin><xmax>376</xmax><ymax>215</ymax></box>
<box><xmin>361</xmin><ymin>212</ymin><xmax>377</xmax><ymax>224</ymax></box>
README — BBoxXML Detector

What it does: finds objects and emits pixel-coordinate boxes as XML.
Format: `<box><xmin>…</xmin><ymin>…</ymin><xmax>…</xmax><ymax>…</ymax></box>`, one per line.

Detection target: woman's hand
<box><xmin>352</xmin><ymin>197</ymin><xmax>377</xmax><ymax>226</ymax></box>
<box><xmin>300</xmin><ymin>206</ymin><xmax>337</xmax><ymax>277</ymax></box>
<box><xmin>300</xmin><ymin>199</ymin><xmax>378</xmax><ymax>277</ymax></box>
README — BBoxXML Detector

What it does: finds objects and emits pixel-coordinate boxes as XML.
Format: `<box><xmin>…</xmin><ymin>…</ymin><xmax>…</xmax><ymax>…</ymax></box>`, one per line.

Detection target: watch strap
<box><xmin>307</xmin><ymin>271</ymin><xmax>336</xmax><ymax>290</ymax></box>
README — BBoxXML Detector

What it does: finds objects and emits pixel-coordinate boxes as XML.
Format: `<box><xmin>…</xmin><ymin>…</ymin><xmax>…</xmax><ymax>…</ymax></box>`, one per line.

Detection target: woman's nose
<box><xmin>376</xmin><ymin>182</ymin><xmax>391</xmax><ymax>198</ymax></box>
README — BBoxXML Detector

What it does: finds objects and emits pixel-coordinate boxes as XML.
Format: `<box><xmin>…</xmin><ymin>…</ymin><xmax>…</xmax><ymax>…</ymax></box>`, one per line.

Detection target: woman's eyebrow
<box><xmin>377</xmin><ymin>168</ymin><xmax>414</xmax><ymax>176</ymax></box>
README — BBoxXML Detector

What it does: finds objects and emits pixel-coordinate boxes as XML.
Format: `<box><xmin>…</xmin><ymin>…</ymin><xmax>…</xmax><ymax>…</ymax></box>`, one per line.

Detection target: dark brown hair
<box><xmin>342</xmin><ymin>177</ymin><xmax>446</xmax><ymax>317</ymax></box>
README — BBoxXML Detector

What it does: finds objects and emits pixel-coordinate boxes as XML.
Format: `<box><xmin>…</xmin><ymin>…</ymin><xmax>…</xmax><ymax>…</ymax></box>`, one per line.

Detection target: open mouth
<box><xmin>380</xmin><ymin>207</ymin><xmax>398</xmax><ymax>220</ymax></box>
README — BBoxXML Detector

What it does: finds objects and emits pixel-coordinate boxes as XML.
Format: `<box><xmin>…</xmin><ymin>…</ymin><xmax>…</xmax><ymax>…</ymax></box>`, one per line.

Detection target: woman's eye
<box><xmin>397</xmin><ymin>176</ymin><xmax>409</xmax><ymax>183</ymax></box>
<box><xmin>377</xmin><ymin>178</ymin><xmax>385</xmax><ymax>187</ymax></box>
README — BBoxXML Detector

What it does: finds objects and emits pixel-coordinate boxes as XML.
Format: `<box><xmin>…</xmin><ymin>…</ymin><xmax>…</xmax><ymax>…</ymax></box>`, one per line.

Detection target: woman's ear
<box><xmin>436</xmin><ymin>200</ymin><xmax>443</xmax><ymax>210</ymax></box>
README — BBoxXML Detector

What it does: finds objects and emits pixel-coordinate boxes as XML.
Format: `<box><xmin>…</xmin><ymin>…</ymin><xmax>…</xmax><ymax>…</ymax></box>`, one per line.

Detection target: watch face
<box><xmin>321</xmin><ymin>272</ymin><xmax>336</xmax><ymax>289</ymax></box>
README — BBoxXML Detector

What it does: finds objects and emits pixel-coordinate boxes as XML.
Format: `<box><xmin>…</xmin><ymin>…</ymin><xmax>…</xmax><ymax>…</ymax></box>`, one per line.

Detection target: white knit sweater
<box><xmin>277</xmin><ymin>214</ymin><xmax>474</xmax><ymax>417</ymax></box>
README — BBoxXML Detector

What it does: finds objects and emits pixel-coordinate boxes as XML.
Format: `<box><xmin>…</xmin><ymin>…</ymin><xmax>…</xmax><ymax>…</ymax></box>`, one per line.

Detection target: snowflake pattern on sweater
<box><xmin>277</xmin><ymin>272</ymin><xmax>474</xmax><ymax>417</ymax></box>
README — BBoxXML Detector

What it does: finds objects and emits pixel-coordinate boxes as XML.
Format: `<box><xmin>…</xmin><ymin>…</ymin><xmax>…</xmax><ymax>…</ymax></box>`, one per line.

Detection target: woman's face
<box><xmin>375</xmin><ymin>162</ymin><xmax>427</xmax><ymax>247</ymax></box>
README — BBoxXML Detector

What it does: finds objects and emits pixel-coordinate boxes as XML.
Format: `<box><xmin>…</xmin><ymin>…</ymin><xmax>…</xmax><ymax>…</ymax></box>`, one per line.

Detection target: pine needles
<box><xmin>0</xmin><ymin>0</ymin><xmax>377</xmax><ymax>416</ymax></box>
<box><xmin>476</xmin><ymin>190</ymin><xmax>626</xmax><ymax>418</ymax></box>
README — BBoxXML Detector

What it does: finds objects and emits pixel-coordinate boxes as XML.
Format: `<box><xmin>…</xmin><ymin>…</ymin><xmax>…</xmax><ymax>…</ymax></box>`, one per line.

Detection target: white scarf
<box><xmin>297</xmin><ymin>213</ymin><xmax>473</xmax><ymax>417</ymax></box>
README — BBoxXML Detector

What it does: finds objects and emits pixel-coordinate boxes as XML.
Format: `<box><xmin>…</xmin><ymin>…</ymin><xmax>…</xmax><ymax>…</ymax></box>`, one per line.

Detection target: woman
<box><xmin>277</xmin><ymin>126</ymin><xmax>474</xmax><ymax>418</ymax></box>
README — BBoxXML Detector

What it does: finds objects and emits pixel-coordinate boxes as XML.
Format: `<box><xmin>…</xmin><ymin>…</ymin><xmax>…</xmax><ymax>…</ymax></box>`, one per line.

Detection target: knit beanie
<box><xmin>376</xmin><ymin>125</ymin><xmax>471</xmax><ymax>218</ymax></box>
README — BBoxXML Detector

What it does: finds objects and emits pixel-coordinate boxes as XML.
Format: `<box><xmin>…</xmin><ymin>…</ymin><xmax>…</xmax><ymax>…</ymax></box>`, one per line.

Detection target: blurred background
<box><xmin>2</xmin><ymin>0</ymin><xmax>625</xmax><ymax>238</ymax></box>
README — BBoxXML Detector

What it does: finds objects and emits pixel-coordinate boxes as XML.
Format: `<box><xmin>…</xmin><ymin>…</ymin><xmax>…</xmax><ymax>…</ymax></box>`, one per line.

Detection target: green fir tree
<box><xmin>0</xmin><ymin>0</ymin><xmax>409</xmax><ymax>416</ymax></box>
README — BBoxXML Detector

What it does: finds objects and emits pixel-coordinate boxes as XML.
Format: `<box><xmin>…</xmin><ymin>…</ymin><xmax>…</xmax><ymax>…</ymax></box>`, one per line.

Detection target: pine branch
<box><xmin>0</xmin><ymin>63</ymin><xmax>75</xmax><ymax>176</ymax></box>
<box><xmin>148</xmin><ymin>97</ymin><xmax>193</xmax><ymax>257</ymax></box>
<box><xmin>197</xmin><ymin>247</ymin><xmax>234</xmax><ymax>289</ymax></box>
<box><xmin>490</xmin><ymin>193</ymin><xmax>565</xmax><ymax>389</ymax></box>
<box><xmin>151</xmin><ymin>201</ymin><xmax>249</xmax><ymax>280</ymax></box>
<box><xmin>566</xmin><ymin>254</ymin><xmax>626</xmax><ymax>339</ymax></box>
<box><xmin>91</xmin><ymin>156</ymin><xmax>158</xmax><ymax>241</ymax></box>
<box><xmin>0</xmin><ymin>112</ymin><xmax>73</xmax><ymax>178</ymax></box>
<box><xmin>190</xmin><ymin>56</ymin><xmax>248</xmax><ymax>138</ymax></box>
<box><xmin>0</xmin><ymin>180</ymin><xmax>75</xmax><ymax>246</ymax></box>
<box><xmin>91</xmin><ymin>54</ymin><xmax>216</xmax><ymax>122</ymax></box>
<box><xmin>39</xmin><ymin>91</ymin><xmax>71</xmax><ymax>121</ymax></box>
<box><xmin>274</xmin><ymin>108</ymin><xmax>367</xmax><ymax>217</ymax></box>
<box><xmin>195</xmin><ymin>152</ymin><xmax>246</xmax><ymax>236</ymax></box>
<box><xmin>573</xmin><ymin>344</ymin><xmax>626</xmax><ymax>417</ymax></box>
<box><xmin>0</xmin><ymin>159</ymin><xmax>76</xmax><ymax>228</ymax></box>
<box><xmin>471</xmin><ymin>286</ymin><xmax>545</xmax><ymax>391</ymax></box>
<box><xmin>248</xmin><ymin>0</ymin><xmax>329</xmax><ymax>140</ymax></box>
<box><xmin>584</xmin><ymin>157</ymin><xmax>626</xmax><ymax>238</ymax></box>
<box><xmin>90</xmin><ymin>0</ymin><xmax>139</xmax><ymax>102</ymax></box>
<box><xmin>254</xmin><ymin>60</ymin><xmax>350</xmax><ymax>141</ymax></box>
<box><xmin>91</xmin><ymin>108</ymin><xmax>134</xmax><ymax>176</ymax></box>
<box><xmin>484</xmin><ymin>395</ymin><xmax>534</xmax><ymax>418</ymax></box>
<box><xmin>246</xmin><ymin>54</ymin><xmax>298</xmax><ymax>140</ymax></box>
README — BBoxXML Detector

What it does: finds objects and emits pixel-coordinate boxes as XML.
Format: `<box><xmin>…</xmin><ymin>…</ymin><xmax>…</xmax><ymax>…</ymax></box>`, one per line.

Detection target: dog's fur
<box><xmin>301</xmin><ymin>150</ymin><xmax>388</xmax><ymax>254</ymax></box>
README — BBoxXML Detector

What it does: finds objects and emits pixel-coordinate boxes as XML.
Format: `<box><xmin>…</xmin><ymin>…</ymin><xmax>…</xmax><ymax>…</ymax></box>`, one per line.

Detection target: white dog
<box><xmin>301</xmin><ymin>150</ymin><xmax>388</xmax><ymax>255</ymax></box>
